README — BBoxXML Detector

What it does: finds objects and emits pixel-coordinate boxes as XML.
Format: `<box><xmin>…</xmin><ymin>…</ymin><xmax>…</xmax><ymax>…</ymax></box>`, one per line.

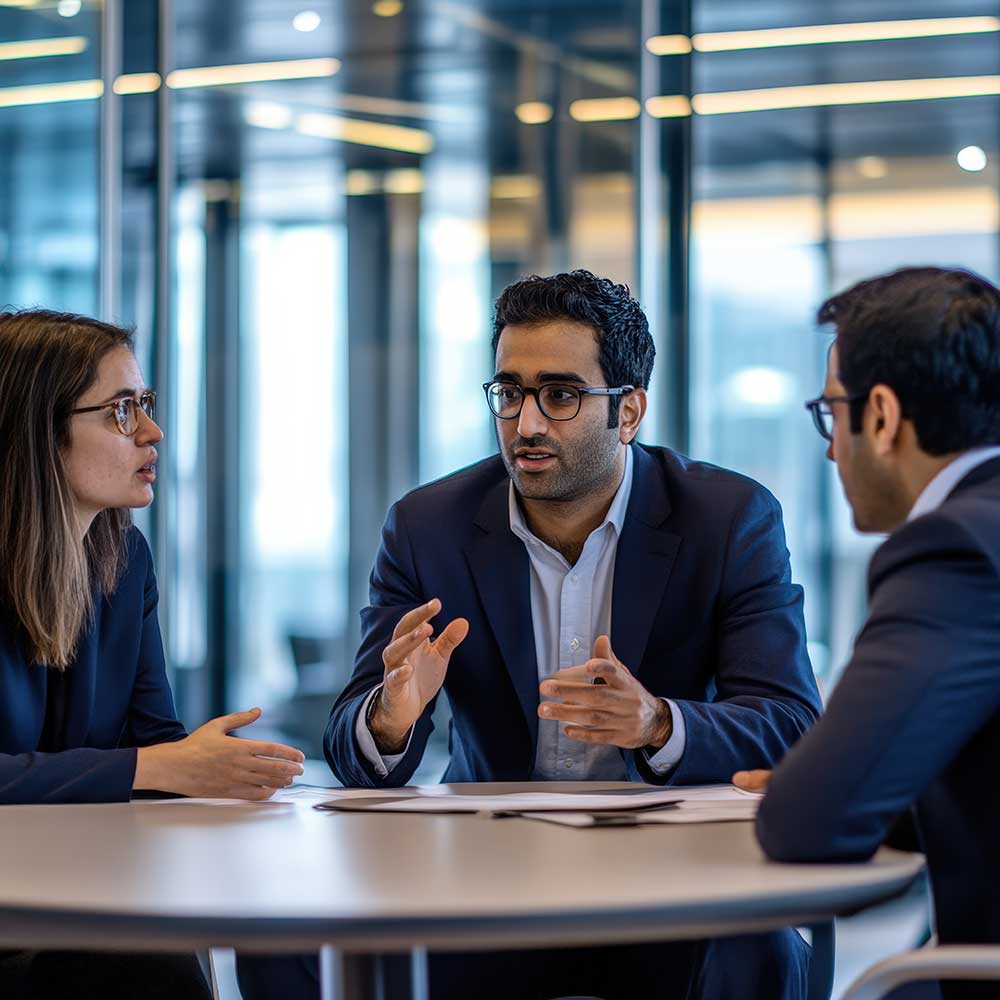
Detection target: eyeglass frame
<box><xmin>482</xmin><ymin>380</ymin><xmax>635</xmax><ymax>421</ymax></box>
<box><xmin>804</xmin><ymin>392</ymin><xmax>867</xmax><ymax>441</ymax></box>
<box><xmin>70</xmin><ymin>390</ymin><xmax>158</xmax><ymax>437</ymax></box>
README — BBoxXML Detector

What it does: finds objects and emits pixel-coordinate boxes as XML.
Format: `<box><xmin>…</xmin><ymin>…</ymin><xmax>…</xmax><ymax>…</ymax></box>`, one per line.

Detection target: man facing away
<box><xmin>319</xmin><ymin>269</ymin><xmax>821</xmax><ymax>999</ymax></box>
<box><xmin>734</xmin><ymin>266</ymin><xmax>1000</xmax><ymax>1000</ymax></box>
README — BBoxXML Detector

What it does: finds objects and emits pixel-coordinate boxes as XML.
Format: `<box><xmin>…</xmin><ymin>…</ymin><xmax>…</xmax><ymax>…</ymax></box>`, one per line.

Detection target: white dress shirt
<box><xmin>907</xmin><ymin>446</ymin><xmax>1000</xmax><ymax>522</ymax></box>
<box><xmin>355</xmin><ymin>446</ymin><xmax>686</xmax><ymax>778</ymax></box>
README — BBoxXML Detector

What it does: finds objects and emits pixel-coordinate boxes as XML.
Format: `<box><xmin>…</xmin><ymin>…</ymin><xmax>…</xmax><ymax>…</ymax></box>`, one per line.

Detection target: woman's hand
<box><xmin>134</xmin><ymin>708</ymin><xmax>305</xmax><ymax>800</ymax></box>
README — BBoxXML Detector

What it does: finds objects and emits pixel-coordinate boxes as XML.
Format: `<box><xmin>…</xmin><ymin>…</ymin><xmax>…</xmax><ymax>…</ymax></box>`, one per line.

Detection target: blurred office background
<box><xmin>1</xmin><ymin>0</ymin><xmax>998</xmax><ymax>748</ymax></box>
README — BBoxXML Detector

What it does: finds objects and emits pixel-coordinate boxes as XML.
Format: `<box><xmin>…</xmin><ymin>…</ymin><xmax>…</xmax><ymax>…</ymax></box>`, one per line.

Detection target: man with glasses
<box><xmin>735</xmin><ymin>267</ymin><xmax>1000</xmax><ymax>1000</ymax></box>
<box><xmin>314</xmin><ymin>270</ymin><xmax>819</xmax><ymax>1000</ymax></box>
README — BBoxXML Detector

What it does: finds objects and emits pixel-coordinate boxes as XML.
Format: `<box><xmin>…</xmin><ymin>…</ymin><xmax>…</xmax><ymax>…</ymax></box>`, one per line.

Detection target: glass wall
<box><xmin>1</xmin><ymin>0</ymin><xmax>998</xmax><ymax>744</ymax></box>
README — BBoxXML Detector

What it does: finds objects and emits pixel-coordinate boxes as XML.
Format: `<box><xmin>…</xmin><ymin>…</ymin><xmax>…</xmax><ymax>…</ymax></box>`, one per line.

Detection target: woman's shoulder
<box><xmin>114</xmin><ymin>525</ymin><xmax>155</xmax><ymax>593</ymax></box>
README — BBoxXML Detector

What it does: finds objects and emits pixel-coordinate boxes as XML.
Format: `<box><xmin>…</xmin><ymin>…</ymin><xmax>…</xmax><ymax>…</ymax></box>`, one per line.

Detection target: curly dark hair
<box><xmin>491</xmin><ymin>269</ymin><xmax>655</xmax><ymax>427</ymax></box>
<box><xmin>819</xmin><ymin>266</ymin><xmax>1000</xmax><ymax>455</ymax></box>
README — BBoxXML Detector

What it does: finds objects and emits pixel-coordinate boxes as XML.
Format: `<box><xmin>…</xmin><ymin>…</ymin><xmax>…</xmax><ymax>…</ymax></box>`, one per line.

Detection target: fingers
<box><xmin>235</xmin><ymin>739</ymin><xmax>305</xmax><ymax>764</ymax></box>
<box><xmin>382</xmin><ymin>661</ymin><xmax>413</xmax><ymax>698</ymax></box>
<box><xmin>538</xmin><ymin>701</ymin><xmax>621</xmax><ymax>727</ymax></box>
<box><xmin>430</xmin><ymin>618</ymin><xmax>469</xmax><ymax>660</ymax></box>
<box><xmin>593</xmin><ymin>634</ymin><xmax>617</xmax><ymax>663</ymax></box>
<box><xmin>732</xmin><ymin>769</ymin><xmax>772</xmax><ymax>793</ymax></box>
<box><xmin>390</xmin><ymin>599</ymin><xmax>441</xmax><ymax>642</ymax></box>
<box><xmin>243</xmin><ymin>770</ymin><xmax>297</xmax><ymax>790</ymax></box>
<box><xmin>382</xmin><ymin>622</ymin><xmax>432</xmax><ymax>671</ymax></box>
<box><xmin>547</xmin><ymin>659</ymin><xmax>624</xmax><ymax>687</ymax></box>
<box><xmin>208</xmin><ymin>707</ymin><xmax>262</xmax><ymax>732</ymax></box>
<box><xmin>540</xmin><ymin>675</ymin><xmax>624</xmax><ymax>704</ymax></box>
<box><xmin>226</xmin><ymin>784</ymin><xmax>278</xmax><ymax>802</ymax></box>
<box><xmin>241</xmin><ymin>754</ymin><xmax>304</xmax><ymax>779</ymax></box>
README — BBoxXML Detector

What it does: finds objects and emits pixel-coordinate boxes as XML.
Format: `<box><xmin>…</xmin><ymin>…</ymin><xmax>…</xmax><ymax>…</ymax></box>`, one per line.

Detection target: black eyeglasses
<box><xmin>804</xmin><ymin>393</ymin><xmax>866</xmax><ymax>441</ymax></box>
<box><xmin>482</xmin><ymin>380</ymin><xmax>635</xmax><ymax>421</ymax></box>
<box><xmin>71</xmin><ymin>390</ymin><xmax>157</xmax><ymax>437</ymax></box>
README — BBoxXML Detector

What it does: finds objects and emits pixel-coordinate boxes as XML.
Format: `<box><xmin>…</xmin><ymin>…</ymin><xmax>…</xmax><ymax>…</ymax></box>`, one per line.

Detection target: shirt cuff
<box><xmin>644</xmin><ymin>699</ymin><xmax>686</xmax><ymax>775</ymax></box>
<box><xmin>354</xmin><ymin>685</ymin><xmax>412</xmax><ymax>778</ymax></box>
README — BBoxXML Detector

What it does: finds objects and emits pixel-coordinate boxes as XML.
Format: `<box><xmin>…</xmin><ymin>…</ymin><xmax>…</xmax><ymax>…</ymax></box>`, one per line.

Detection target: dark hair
<box><xmin>818</xmin><ymin>266</ymin><xmax>1000</xmax><ymax>455</ymax></box>
<box><xmin>491</xmin><ymin>269</ymin><xmax>655</xmax><ymax>426</ymax></box>
<box><xmin>0</xmin><ymin>308</ymin><xmax>135</xmax><ymax>666</ymax></box>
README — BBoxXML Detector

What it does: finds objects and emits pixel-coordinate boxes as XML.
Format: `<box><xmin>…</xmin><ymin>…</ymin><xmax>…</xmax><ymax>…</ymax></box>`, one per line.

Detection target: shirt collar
<box><xmin>907</xmin><ymin>445</ymin><xmax>1000</xmax><ymax>522</ymax></box>
<box><xmin>509</xmin><ymin>444</ymin><xmax>634</xmax><ymax>546</ymax></box>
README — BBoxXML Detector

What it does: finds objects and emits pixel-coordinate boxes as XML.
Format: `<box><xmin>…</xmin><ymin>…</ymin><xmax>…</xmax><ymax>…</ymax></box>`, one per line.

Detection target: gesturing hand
<box><xmin>134</xmin><ymin>707</ymin><xmax>305</xmax><ymax>801</ymax></box>
<box><xmin>732</xmin><ymin>769</ymin><xmax>772</xmax><ymax>793</ymax></box>
<box><xmin>537</xmin><ymin>635</ymin><xmax>672</xmax><ymax>751</ymax></box>
<box><xmin>369</xmin><ymin>598</ymin><xmax>469</xmax><ymax>754</ymax></box>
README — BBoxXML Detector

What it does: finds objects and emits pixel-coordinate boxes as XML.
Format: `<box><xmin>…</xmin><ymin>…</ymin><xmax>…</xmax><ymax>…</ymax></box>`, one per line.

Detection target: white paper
<box><xmin>318</xmin><ymin>783</ymin><xmax>760</xmax><ymax>814</ymax></box>
<box><xmin>521</xmin><ymin>799</ymin><xmax>760</xmax><ymax>827</ymax></box>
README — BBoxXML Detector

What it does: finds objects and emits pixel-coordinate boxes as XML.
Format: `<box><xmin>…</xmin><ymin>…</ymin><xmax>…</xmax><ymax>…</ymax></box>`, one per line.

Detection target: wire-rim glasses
<box><xmin>482</xmin><ymin>380</ymin><xmax>635</xmax><ymax>421</ymax></box>
<box><xmin>71</xmin><ymin>390</ymin><xmax>157</xmax><ymax>437</ymax></box>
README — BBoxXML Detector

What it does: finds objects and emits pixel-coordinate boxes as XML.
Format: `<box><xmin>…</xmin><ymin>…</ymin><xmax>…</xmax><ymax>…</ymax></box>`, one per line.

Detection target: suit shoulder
<box><xmin>391</xmin><ymin>455</ymin><xmax>507</xmax><ymax>520</ymax></box>
<box><xmin>871</xmin><ymin>505</ymin><xmax>1000</xmax><ymax>588</ymax></box>
<box><xmin>640</xmin><ymin>444</ymin><xmax>782</xmax><ymax>516</ymax></box>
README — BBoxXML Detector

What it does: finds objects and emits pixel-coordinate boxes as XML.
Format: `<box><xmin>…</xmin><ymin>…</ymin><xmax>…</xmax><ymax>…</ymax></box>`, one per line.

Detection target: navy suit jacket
<box><xmin>325</xmin><ymin>444</ymin><xmax>821</xmax><ymax>787</ymax></box>
<box><xmin>757</xmin><ymin>458</ymin><xmax>1000</xmax><ymax>965</ymax></box>
<box><xmin>0</xmin><ymin>528</ymin><xmax>186</xmax><ymax>804</ymax></box>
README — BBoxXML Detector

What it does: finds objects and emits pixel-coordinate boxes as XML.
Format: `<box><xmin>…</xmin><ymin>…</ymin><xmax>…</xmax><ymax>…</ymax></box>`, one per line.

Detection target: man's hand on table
<box><xmin>537</xmin><ymin>635</ymin><xmax>672</xmax><ymax>751</ymax></box>
<box><xmin>370</xmin><ymin>598</ymin><xmax>469</xmax><ymax>755</ymax></box>
<box><xmin>732</xmin><ymin>769</ymin><xmax>772</xmax><ymax>792</ymax></box>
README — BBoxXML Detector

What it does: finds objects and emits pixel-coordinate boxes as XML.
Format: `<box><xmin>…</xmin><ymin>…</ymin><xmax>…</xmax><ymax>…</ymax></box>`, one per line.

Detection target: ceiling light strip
<box><xmin>692</xmin><ymin>75</ymin><xmax>1000</xmax><ymax>115</ymax></box>
<box><xmin>0</xmin><ymin>36</ymin><xmax>88</xmax><ymax>61</ymax></box>
<box><xmin>166</xmin><ymin>58</ymin><xmax>340</xmax><ymax>89</ymax></box>
<box><xmin>647</xmin><ymin>16</ymin><xmax>1000</xmax><ymax>55</ymax></box>
<box><xmin>0</xmin><ymin>78</ymin><xmax>102</xmax><ymax>108</ymax></box>
<box><xmin>568</xmin><ymin>97</ymin><xmax>640</xmax><ymax>121</ymax></box>
<box><xmin>296</xmin><ymin>111</ymin><xmax>433</xmax><ymax>153</ymax></box>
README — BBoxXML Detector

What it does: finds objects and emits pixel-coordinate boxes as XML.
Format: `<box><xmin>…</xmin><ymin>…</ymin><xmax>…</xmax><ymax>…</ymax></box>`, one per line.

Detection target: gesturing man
<box><xmin>321</xmin><ymin>269</ymin><xmax>821</xmax><ymax>999</ymax></box>
<box><xmin>735</xmin><ymin>267</ymin><xmax>1000</xmax><ymax>1000</ymax></box>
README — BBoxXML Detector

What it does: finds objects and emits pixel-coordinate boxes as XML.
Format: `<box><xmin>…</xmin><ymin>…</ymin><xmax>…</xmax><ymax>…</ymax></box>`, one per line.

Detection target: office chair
<box><xmin>840</xmin><ymin>946</ymin><xmax>1000</xmax><ymax>999</ymax></box>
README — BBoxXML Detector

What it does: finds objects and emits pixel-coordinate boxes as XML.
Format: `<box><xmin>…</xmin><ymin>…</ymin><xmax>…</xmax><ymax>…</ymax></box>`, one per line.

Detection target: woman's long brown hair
<box><xmin>0</xmin><ymin>310</ymin><xmax>136</xmax><ymax>667</ymax></box>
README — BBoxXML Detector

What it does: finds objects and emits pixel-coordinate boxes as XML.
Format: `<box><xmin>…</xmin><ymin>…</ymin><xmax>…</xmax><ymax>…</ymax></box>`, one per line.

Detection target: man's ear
<box><xmin>619</xmin><ymin>388</ymin><xmax>647</xmax><ymax>444</ymax></box>
<box><xmin>866</xmin><ymin>384</ymin><xmax>903</xmax><ymax>456</ymax></box>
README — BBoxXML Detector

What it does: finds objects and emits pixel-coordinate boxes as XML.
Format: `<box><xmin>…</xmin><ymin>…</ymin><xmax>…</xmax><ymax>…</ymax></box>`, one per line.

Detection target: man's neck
<box><xmin>518</xmin><ymin>453</ymin><xmax>625</xmax><ymax>565</ymax></box>
<box><xmin>900</xmin><ymin>450</ymin><xmax>963</xmax><ymax>516</ymax></box>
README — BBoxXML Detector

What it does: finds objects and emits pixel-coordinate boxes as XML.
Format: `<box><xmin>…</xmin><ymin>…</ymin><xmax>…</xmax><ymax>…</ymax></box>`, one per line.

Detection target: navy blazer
<box><xmin>757</xmin><ymin>458</ymin><xmax>1000</xmax><ymax>965</ymax></box>
<box><xmin>0</xmin><ymin>528</ymin><xmax>186</xmax><ymax>804</ymax></box>
<box><xmin>325</xmin><ymin>443</ymin><xmax>821</xmax><ymax>787</ymax></box>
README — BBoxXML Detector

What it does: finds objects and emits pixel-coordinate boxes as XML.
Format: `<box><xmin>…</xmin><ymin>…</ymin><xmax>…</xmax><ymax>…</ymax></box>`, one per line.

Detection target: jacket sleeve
<box><xmin>324</xmin><ymin>501</ymin><xmax>437</xmax><ymax>787</ymax></box>
<box><xmin>757</xmin><ymin>513</ymin><xmax>1000</xmax><ymax>862</ymax></box>
<box><xmin>0</xmin><ymin>532</ymin><xmax>186</xmax><ymax>805</ymax></box>
<box><xmin>634</xmin><ymin>486</ymin><xmax>821</xmax><ymax>785</ymax></box>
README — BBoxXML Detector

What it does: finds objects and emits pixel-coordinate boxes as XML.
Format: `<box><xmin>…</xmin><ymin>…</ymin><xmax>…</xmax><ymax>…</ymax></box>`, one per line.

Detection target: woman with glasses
<box><xmin>0</xmin><ymin>309</ymin><xmax>305</xmax><ymax>999</ymax></box>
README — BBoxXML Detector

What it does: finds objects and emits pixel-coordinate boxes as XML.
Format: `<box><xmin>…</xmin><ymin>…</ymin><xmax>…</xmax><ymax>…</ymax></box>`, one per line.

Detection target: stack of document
<box><xmin>315</xmin><ymin>784</ymin><xmax>762</xmax><ymax>826</ymax></box>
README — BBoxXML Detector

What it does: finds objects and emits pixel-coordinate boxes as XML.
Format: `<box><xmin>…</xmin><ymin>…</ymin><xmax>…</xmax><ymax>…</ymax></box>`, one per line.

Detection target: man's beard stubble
<box><xmin>500</xmin><ymin>428</ymin><xmax>621</xmax><ymax>504</ymax></box>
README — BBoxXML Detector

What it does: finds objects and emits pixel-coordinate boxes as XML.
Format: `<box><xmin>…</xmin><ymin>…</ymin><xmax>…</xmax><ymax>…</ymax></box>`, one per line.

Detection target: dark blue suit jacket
<box><xmin>758</xmin><ymin>458</ymin><xmax>1000</xmax><ymax>967</ymax></box>
<box><xmin>325</xmin><ymin>444</ymin><xmax>821</xmax><ymax>787</ymax></box>
<box><xmin>0</xmin><ymin>528</ymin><xmax>186</xmax><ymax>804</ymax></box>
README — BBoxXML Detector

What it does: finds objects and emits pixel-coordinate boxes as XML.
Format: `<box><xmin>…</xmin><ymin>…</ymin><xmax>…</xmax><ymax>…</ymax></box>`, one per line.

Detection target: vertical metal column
<box><xmin>153</xmin><ymin>0</ymin><xmax>176</xmax><ymax>687</ymax></box>
<box><xmin>98</xmin><ymin>0</ymin><xmax>122</xmax><ymax>322</ymax></box>
<box><xmin>345</xmin><ymin>190</ymin><xmax>420</xmax><ymax>663</ymax></box>
<box><xmin>638</xmin><ymin>0</ymin><xmax>692</xmax><ymax>452</ymax></box>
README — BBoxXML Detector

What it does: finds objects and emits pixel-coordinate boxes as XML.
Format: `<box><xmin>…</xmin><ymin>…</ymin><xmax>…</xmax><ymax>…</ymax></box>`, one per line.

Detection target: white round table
<box><xmin>0</xmin><ymin>782</ymin><xmax>925</xmax><ymax>999</ymax></box>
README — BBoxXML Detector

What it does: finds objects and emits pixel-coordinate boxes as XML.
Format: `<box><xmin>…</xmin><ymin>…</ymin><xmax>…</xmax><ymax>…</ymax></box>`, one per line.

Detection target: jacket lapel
<box><xmin>464</xmin><ymin>479</ymin><xmax>540</xmax><ymax>747</ymax></box>
<box><xmin>611</xmin><ymin>446</ymin><xmax>681</xmax><ymax>679</ymax></box>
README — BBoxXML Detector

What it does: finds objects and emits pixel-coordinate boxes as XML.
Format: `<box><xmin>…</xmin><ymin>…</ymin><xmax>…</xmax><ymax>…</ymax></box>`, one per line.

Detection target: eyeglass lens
<box><xmin>486</xmin><ymin>382</ymin><xmax>581</xmax><ymax>420</ymax></box>
<box><xmin>813</xmin><ymin>403</ymin><xmax>833</xmax><ymax>440</ymax></box>
<box><xmin>115</xmin><ymin>394</ymin><xmax>156</xmax><ymax>434</ymax></box>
